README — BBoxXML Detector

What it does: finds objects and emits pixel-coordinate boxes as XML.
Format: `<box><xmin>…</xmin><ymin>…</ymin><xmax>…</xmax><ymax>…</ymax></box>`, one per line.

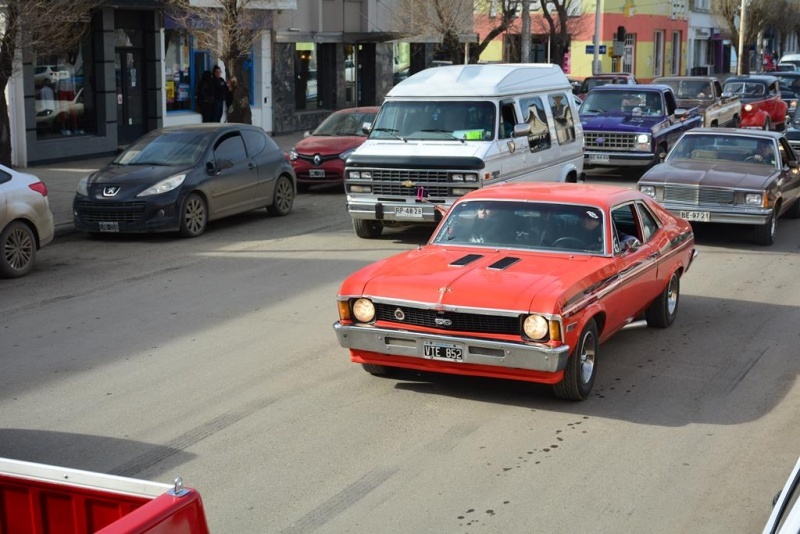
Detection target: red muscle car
<box><xmin>333</xmin><ymin>183</ymin><xmax>697</xmax><ymax>400</ymax></box>
<box><xmin>723</xmin><ymin>75</ymin><xmax>788</xmax><ymax>130</ymax></box>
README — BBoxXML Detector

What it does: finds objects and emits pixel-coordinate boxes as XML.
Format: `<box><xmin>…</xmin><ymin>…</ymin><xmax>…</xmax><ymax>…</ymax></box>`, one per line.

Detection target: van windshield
<box><xmin>370</xmin><ymin>101</ymin><xmax>496</xmax><ymax>141</ymax></box>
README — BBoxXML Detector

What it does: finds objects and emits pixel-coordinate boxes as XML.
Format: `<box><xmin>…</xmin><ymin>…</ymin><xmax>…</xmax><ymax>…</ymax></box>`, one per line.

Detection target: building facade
<box><xmin>9</xmin><ymin>0</ymin><xmax>462</xmax><ymax>167</ymax></box>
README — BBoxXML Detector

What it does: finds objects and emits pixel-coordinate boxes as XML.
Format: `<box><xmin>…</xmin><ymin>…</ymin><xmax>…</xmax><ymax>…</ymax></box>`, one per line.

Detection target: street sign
<box><xmin>585</xmin><ymin>45</ymin><xmax>607</xmax><ymax>54</ymax></box>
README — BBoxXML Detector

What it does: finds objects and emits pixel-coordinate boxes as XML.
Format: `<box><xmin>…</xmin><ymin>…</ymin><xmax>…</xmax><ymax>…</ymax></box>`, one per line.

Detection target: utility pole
<box><xmin>521</xmin><ymin>0</ymin><xmax>531</xmax><ymax>63</ymax></box>
<box><xmin>593</xmin><ymin>0</ymin><xmax>602</xmax><ymax>74</ymax></box>
<box><xmin>737</xmin><ymin>0</ymin><xmax>746</xmax><ymax>75</ymax></box>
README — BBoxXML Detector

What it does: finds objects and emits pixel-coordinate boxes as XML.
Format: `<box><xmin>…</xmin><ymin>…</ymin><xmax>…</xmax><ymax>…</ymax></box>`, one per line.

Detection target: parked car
<box><xmin>73</xmin><ymin>124</ymin><xmax>296</xmax><ymax>238</ymax></box>
<box><xmin>576</xmin><ymin>73</ymin><xmax>637</xmax><ymax>98</ymax></box>
<box><xmin>36</xmin><ymin>87</ymin><xmax>84</xmax><ymax>134</ymax></box>
<box><xmin>762</xmin><ymin>455</ymin><xmax>800</xmax><ymax>534</ymax></box>
<box><xmin>652</xmin><ymin>76</ymin><xmax>741</xmax><ymax>127</ymax></box>
<box><xmin>775</xmin><ymin>63</ymin><xmax>798</xmax><ymax>72</ymax></box>
<box><xmin>333</xmin><ymin>183</ymin><xmax>697</xmax><ymax>400</ymax></box>
<box><xmin>772</xmin><ymin>72</ymin><xmax>800</xmax><ymax>116</ymax></box>
<box><xmin>638</xmin><ymin>128</ymin><xmax>800</xmax><ymax>246</ymax></box>
<box><xmin>580</xmin><ymin>84</ymin><xmax>702</xmax><ymax>169</ymax></box>
<box><xmin>722</xmin><ymin>75</ymin><xmax>788</xmax><ymax>130</ymax></box>
<box><xmin>288</xmin><ymin>106</ymin><xmax>379</xmax><ymax>191</ymax></box>
<box><xmin>0</xmin><ymin>165</ymin><xmax>54</xmax><ymax>278</ymax></box>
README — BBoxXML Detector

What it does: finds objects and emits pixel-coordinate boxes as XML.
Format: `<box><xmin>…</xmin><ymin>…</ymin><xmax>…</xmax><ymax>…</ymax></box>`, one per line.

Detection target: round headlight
<box><xmin>352</xmin><ymin>298</ymin><xmax>376</xmax><ymax>323</ymax></box>
<box><xmin>745</xmin><ymin>104</ymin><xmax>753</xmax><ymax>112</ymax></box>
<box><xmin>523</xmin><ymin>315</ymin><xmax>549</xmax><ymax>340</ymax></box>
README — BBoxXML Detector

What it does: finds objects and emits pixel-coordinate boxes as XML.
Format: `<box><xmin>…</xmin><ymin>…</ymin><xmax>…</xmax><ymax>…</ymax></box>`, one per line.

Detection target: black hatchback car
<box><xmin>73</xmin><ymin>124</ymin><xmax>296</xmax><ymax>237</ymax></box>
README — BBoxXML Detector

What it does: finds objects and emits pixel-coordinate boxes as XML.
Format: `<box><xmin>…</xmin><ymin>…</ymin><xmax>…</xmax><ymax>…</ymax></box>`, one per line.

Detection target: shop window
<box><xmin>165</xmin><ymin>30</ymin><xmax>194</xmax><ymax>113</ymax></box>
<box><xmin>295</xmin><ymin>43</ymin><xmax>319</xmax><ymax>110</ymax></box>
<box><xmin>35</xmin><ymin>45</ymin><xmax>95</xmax><ymax>140</ymax></box>
<box><xmin>393</xmin><ymin>42</ymin><xmax>410</xmax><ymax>85</ymax></box>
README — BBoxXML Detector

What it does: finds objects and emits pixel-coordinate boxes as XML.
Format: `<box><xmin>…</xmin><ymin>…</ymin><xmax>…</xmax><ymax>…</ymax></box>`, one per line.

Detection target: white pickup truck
<box><xmin>653</xmin><ymin>76</ymin><xmax>741</xmax><ymax>128</ymax></box>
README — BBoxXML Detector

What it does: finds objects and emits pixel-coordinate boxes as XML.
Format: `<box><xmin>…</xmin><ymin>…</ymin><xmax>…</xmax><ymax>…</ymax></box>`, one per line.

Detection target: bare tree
<box><xmin>534</xmin><ymin>0</ymin><xmax>590</xmax><ymax>67</ymax></box>
<box><xmin>0</xmin><ymin>1</ymin><xmax>99</xmax><ymax>166</ymax></box>
<box><xmin>391</xmin><ymin>0</ymin><xmax>520</xmax><ymax>64</ymax></box>
<box><xmin>714</xmin><ymin>0</ymin><xmax>778</xmax><ymax>73</ymax></box>
<box><xmin>768</xmin><ymin>1</ymin><xmax>800</xmax><ymax>55</ymax></box>
<box><xmin>167</xmin><ymin>0</ymin><xmax>273</xmax><ymax>124</ymax></box>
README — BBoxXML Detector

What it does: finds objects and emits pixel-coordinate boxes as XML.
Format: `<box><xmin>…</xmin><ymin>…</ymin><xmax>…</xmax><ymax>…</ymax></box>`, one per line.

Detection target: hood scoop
<box><xmin>450</xmin><ymin>254</ymin><xmax>483</xmax><ymax>267</ymax></box>
<box><xmin>488</xmin><ymin>257</ymin><xmax>520</xmax><ymax>270</ymax></box>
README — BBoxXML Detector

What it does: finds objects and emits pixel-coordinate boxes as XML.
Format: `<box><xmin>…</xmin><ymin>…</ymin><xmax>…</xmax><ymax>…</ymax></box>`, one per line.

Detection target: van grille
<box><xmin>584</xmin><ymin>132</ymin><xmax>636</xmax><ymax>151</ymax></box>
<box><xmin>372</xmin><ymin>184</ymin><xmax>450</xmax><ymax>197</ymax></box>
<box><xmin>369</xmin><ymin>169</ymin><xmax>450</xmax><ymax>183</ymax></box>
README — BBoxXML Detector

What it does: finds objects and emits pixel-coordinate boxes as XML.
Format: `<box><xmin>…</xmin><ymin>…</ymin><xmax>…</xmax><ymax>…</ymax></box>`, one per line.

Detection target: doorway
<box><xmin>116</xmin><ymin>49</ymin><xmax>145</xmax><ymax>145</ymax></box>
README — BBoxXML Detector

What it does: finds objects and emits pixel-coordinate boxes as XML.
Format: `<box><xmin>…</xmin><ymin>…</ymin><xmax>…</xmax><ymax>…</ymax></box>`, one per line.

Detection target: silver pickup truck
<box><xmin>654</xmin><ymin>76</ymin><xmax>741</xmax><ymax>128</ymax></box>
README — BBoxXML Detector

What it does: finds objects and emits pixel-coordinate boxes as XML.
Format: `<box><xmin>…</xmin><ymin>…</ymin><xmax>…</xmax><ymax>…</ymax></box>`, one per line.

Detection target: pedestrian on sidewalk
<box><xmin>210</xmin><ymin>65</ymin><xmax>231</xmax><ymax>122</ymax></box>
<box><xmin>196</xmin><ymin>70</ymin><xmax>214</xmax><ymax>122</ymax></box>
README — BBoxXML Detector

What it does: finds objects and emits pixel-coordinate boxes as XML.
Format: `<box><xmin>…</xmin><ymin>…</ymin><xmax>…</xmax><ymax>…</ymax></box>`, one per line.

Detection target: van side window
<box><xmin>519</xmin><ymin>96</ymin><xmax>551</xmax><ymax>153</ymax></box>
<box><xmin>548</xmin><ymin>93</ymin><xmax>576</xmax><ymax>145</ymax></box>
<box><xmin>499</xmin><ymin>101</ymin><xmax>517</xmax><ymax>139</ymax></box>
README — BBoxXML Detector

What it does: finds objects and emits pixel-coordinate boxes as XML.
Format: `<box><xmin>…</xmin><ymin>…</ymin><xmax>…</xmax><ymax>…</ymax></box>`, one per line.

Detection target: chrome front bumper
<box><xmin>584</xmin><ymin>151</ymin><xmax>656</xmax><ymax>167</ymax></box>
<box><xmin>661</xmin><ymin>204</ymin><xmax>773</xmax><ymax>225</ymax></box>
<box><xmin>333</xmin><ymin>322</ymin><xmax>571</xmax><ymax>373</ymax></box>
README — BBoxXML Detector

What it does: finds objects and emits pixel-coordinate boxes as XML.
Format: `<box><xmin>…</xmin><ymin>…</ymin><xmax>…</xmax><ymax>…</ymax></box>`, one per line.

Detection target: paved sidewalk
<box><xmin>25</xmin><ymin>131</ymin><xmax>306</xmax><ymax>237</ymax></box>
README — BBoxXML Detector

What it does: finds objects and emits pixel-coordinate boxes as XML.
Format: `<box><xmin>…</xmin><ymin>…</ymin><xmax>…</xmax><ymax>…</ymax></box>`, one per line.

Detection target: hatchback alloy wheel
<box><xmin>179</xmin><ymin>193</ymin><xmax>208</xmax><ymax>238</ymax></box>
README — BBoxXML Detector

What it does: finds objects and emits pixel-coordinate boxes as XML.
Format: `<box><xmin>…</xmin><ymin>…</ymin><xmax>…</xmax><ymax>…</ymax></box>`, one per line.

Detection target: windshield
<box><xmin>313</xmin><ymin>111</ymin><xmax>377</xmax><ymax>136</ymax></box>
<box><xmin>431</xmin><ymin>200</ymin><xmax>606</xmax><ymax>254</ymax></box>
<box><xmin>370</xmin><ymin>101</ymin><xmax>496</xmax><ymax>141</ymax></box>
<box><xmin>113</xmin><ymin>131</ymin><xmax>210</xmax><ymax>166</ymax></box>
<box><xmin>580</xmin><ymin>77</ymin><xmax>628</xmax><ymax>93</ymax></box>
<box><xmin>667</xmin><ymin>133</ymin><xmax>779</xmax><ymax>168</ymax></box>
<box><xmin>776</xmin><ymin>75</ymin><xmax>800</xmax><ymax>92</ymax></box>
<box><xmin>723</xmin><ymin>81</ymin><xmax>766</xmax><ymax>97</ymax></box>
<box><xmin>658</xmin><ymin>79</ymin><xmax>713</xmax><ymax>100</ymax></box>
<box><xmin>580</xmin><ymin>90</ymin><xmax>663</xmax><ymax>116</ymax></box>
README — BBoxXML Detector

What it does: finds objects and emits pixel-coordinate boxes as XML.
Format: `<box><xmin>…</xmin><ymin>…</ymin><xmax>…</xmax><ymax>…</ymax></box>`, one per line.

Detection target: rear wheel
<box><xmin>353</xmin><ymin>219</ymin><xmax>383</xmax><ymax>239</ymax></box>
<box><xmin>731</xmin><ymin>115</ymin><xmax>740</xmax><ymax>128</ymax></box>
<box><xmin>267</xmin><ymin>175</ymin><xmax>294</xmax><ymax>216</ymax></box>
<box><xmin>179</xmin><ymin>193</ymin><xmax>207</xmax><ymax>238</ymax></box>
<box><xmin>553</xmin><ymin>319</ymin><xmax>598</xmax><ymax>401</ymax></box>
<box><xmin>0</xmin><ymin>222</ymin><xmax>36</xmax><ymax>278</ymax></box>
<box><xmin>645</xmin><ymin>271</ymin><xmax>680</xmax><ymax>328</ymax></box>
<box><xmin>753</xmin><ymin>208</ymin><xmax>777</xmax><ymax>245</ymax></box>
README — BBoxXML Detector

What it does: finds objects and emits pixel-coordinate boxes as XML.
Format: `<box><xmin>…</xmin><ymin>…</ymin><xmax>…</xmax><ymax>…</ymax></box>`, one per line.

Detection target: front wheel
<box><xmin>553</xmin><ymin>319</ymin><xmax>598</xmax><ymax>401</ymax></box>
<box><xmin>267</xmin><ymin>174</ymin><xmax>294</xmax><ymax>216</ymax></box>
<box><xmin>353</xmin><ymin>219</ymin><xmax>383</xmax><ymax>239</ymax></box>
<box><xmin>179</xmin><ymin>193</ymin><xmax>208</xmax><ymax>238</ymax></box>
<box><xmin>0</xmin><ymin>222</ymin><xmax>37</xmax><ymax>278</ymax></box>
<box><xmin>646</xmin><ymin>271</ymin><xmax>680</xmax><ymax>328</ymax></box>
<box><xmin>753</xmin><ymin>208</ymin><xmax>777</xmax><ymax>246</ymax></box>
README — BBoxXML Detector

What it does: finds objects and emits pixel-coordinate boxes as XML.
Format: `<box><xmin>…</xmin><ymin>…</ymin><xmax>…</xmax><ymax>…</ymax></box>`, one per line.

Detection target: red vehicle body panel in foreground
<box><xmin>334</xmin><ymin>183</ymin><xmax>697</xmax><ymax>400</ymax></box>
<box><xmin>0</xmin><ymin>458</ymin><xmax>210</xmax><ymax>533</ymax></box>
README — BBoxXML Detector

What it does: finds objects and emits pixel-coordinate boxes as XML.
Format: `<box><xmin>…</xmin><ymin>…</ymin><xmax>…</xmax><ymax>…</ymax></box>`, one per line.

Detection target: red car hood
<box><xmin>344</xmin><ymin>246</ymin><xmax>614</xmax><ymax>313</ymax></box>
<box><xmin>294</xmin><ymin>135</ymin><xmax>365</xmax><ymax>155</ymax></box>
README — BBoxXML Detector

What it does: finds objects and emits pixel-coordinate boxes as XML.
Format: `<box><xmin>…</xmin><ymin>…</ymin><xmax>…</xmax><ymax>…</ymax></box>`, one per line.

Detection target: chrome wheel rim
<box><xmin>4</xmin><ymin>227</ymin><xmax>34</xmax><ymax>271</ymax></box>
<box><xmin>770</xmin><ymin>212</ymin><xmax>777</xmax><ymax>239</ymax></box>
<box><xmin>579</xmin><ymin>331</ymin><xmax>597</xmax><ymax>384</ymax></box>
<box><xmin>667</xmin><ymin>274</ymin><xmax>679</xmax><ymax>316</ymax></box>
<box><xmin>275</xmin><ymin>178</ymin><xmax>293</xmax><ymax>213</ymax></box>
<box><xmin>184</xmin><ymin>197</ymin><xmax>206</xmax><ymax>235</ymax></box>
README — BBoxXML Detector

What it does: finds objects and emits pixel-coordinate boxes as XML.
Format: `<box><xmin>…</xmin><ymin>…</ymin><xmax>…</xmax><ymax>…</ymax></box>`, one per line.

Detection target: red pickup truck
<box><xmin>0</xmin><ymin>457</ymin><xmax>210</xmax><ymax>533</ymax></box>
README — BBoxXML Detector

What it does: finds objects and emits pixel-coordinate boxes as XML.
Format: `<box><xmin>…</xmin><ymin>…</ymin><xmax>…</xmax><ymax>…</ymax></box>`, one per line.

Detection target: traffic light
<box><xmin>616</xmin><ymin>26</ymin><xmax>626</xmax><ymax>43</ymax></box>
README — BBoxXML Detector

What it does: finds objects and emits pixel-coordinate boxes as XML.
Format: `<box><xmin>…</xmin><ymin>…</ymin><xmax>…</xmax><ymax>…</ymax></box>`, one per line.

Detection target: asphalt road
<box><xmin>1</xmin><ymin>174</ymin><xmax>800</xmax><ymax>533</ymax></box>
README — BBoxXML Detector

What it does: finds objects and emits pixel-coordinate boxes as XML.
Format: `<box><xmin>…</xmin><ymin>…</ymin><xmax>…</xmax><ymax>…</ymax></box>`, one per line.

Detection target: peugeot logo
<box><xmin>394</xmin><ymin>308</ymin><xmax>406</xmax><ymax>321</ymax></box>
<box><xmin>103</xmin><ymin>186</ymin><xmax>121</xmax><ymax>197</ymax></box>
<box><xmin>434</xmin><ymin>317</ymin><xmax>452</xmax><ymax>326</ymax></box>
<box><xmin>313</xmin><ymin>154</ymin><xmax>321</xmax><ymax>166</ymax></box>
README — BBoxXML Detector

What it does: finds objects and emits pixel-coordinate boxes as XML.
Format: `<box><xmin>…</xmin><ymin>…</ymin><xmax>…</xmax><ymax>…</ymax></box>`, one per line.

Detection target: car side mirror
<box><xmin>362</xmin><ymin>122</ymin><xmax>372</xmax><ymax>134</ymax></box>
<box><xmin>303</xmin><ymin>131</ymin><xmax>311</xmax><ymax>138</ymax></box>
<box><xmin>721</xmin><ymin>92</ymin><xmax>732</xmax><ymax>98</ymax></box>
<box><xmin>513</xmin><ymin>123</ymin><xmax>531</xmax><ymax>137</ymax></box>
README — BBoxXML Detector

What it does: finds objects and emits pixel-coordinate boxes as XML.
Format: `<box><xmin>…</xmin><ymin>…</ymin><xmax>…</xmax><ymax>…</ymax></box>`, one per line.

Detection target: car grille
<box><xmin>375</xmin><ymin>303</ymin><xmax>520</xmax><ymax>335</ymax></box>
<box><xmin>372</xmin><ymin>184</ymin><xmax>450</xmax><ymax>197</ymax></box>
<box><xmin>75</xmin><ymin>200</ymin><xmax>147</xmax><ymax>222</ymax></box>
<box><xmin>297</xmin><ymin>154</ymin><xmax>339</xmax><ymax>164</ymax></box>
<box><xmin>584</xmin><ymin>131</ymin><xmax>636</xmax><ymax>150</ymax></box>
<box><xmin>663</xmin><ymin>185</ymin><xmax>734</xmax><ymax>205</ymax></box>
<box><xmin>370</xmin><ymin>169</ymin><xmax>450</xmax><ymax>183</ymax></box>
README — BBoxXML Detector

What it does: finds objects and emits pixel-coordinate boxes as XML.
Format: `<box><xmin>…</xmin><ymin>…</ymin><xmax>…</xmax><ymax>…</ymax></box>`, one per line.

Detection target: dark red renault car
<box><xmin>288</xmin><ymin>106</ymin><xmax>379</xmax><ymax>191</ymax></box>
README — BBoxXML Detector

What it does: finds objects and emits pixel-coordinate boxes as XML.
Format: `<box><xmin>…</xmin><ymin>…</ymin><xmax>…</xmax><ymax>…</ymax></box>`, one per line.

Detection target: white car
<box><xmin>763</xmin><ymin>455</ymin><xmax>800</xmax><ymax>533</ymax></box>
<box><xmin>0</xmin><ymin>165</ymin><xmax>55</xmax><ymax>278</ymax></box>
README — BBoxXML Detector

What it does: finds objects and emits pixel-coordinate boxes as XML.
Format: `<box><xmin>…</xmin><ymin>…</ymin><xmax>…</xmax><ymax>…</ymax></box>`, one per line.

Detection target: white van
<box><xmin>344</xmin><ymin>63</ymin><xmax>584</xmax><ymax>238</ymax></box>
<box><xmin>779</xmin><ymin>53</ymin><xmax>800</xmax><ymax>69</ymax></box>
